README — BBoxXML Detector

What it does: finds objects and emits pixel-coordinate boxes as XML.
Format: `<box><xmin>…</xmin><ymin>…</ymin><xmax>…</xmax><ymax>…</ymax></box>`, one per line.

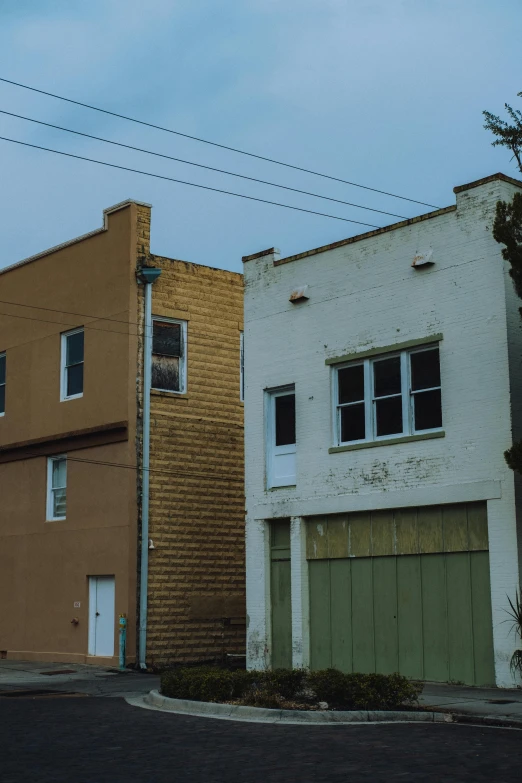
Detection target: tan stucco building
<box><xmin>0</xmin><ymin>200</ymin><xmax>245</xmax><ymax>667</ymax></box>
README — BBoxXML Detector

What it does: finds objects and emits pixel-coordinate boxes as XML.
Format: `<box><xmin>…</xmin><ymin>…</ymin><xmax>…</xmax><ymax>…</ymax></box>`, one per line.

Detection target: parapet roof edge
<box><xmin>0</xmin><ymin>199</ymin><xmax>152</xmax><ymax>277</ymax></box>
<box><xmin>243</xmin><ymin>172</ymin><xmax>522</xmax><ymax>269</ymax></box>
<box><xmin>274</xmin><ymin>206</ymin><xmax>455</xmax><ymax>267</ymax></box>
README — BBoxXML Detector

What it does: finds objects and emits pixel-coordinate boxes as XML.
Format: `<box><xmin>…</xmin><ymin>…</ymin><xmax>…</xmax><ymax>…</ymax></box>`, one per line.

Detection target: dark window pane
<box><xmin>375</xmin><ymin>396</ymin><xmax>403</xmax><ymax>436</ymax></box>
<box><xmin>411</xmin><ymin>349</ymin><xmax>440</xmax><ymax>391</ymax></box>
<box><xmin>338</xmin><ymin>365</ymin><xmax>364</xmax><ymax>404</ymax></box>
<box><xmin>0</xmin><ymin>355</ymin><xmax>5</xmax><ymax>385</ymax></box>
<box><xmin>153</xmin><ymin>321</ymin><xmax>181</xmax><ymax>358</ymax></box>
<box><xmin>340</xmin><ymin>403</ymin><xmax>365</xmax><ymax>442</ymax></box>
<box><xmin>67</xmin><ymin>363</ymin><xmax>83</xmax><ymax>397</ymax></box>
<box><xmin>0</xmin><ymin>384</ymin><xmax>4</xmax><ymax>414</ymax></box>
<box><xmin>414</xmin><ymin>389</ymin><xmax>442</xmax><ymax>430</ymax></box>
<box><xmin>66</xmin><ymin>331</ymin><xmax>84</xmax><ymax>366</ymax></box>
<box><xmin>275</xmin><ymin>393</ymin><xmax>295</xmax><ymax>446</ymax></box>
<box><xmin>374</xmin><ymin>356</ymin><xmax>401</xmax><ymax>397</ymax></box>
<box><xmin>152</xmin><ymin>356</ymin><xmax>180</xmax><ymax>392</ymax></box>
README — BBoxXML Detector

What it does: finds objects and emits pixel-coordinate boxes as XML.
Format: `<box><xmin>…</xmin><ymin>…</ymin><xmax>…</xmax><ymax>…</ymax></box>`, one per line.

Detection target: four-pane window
<box><xmin>61</xmin><ymin>328</ymin><xmax>84</xmax><ymax>400</ymax></box>
<box><xmin>47</xmin><ymin>456</ymin><xmax>67</xmax><ymax>520</ymax></box>
<box><xmin>0</xmin><ymin>352</ymin><xmax>5</xmax><ymax>415</ymax></box>
<box><xmin>334</xmin><ymin>345</ymin><xmax>442</xmax><ymax>445</ymax></box>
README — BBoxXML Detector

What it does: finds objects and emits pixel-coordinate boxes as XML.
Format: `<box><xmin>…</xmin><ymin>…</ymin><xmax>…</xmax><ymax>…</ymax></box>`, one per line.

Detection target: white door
<box><xmin>267</xmin><ymin>390</ymin><xmax>296</xmax><ymax>488</ymax></box>
<box><xmin>88</xmin><ymin>576</ymin><xmax>115</xmax><ymax>657</ymax></box>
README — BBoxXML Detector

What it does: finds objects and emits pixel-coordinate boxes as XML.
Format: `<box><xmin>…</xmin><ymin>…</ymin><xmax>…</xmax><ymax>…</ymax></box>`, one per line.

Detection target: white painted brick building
<box><xmin>243</xmin><ymin>173</ymin><xmax>522</xmax><ymax>688</ymax></box>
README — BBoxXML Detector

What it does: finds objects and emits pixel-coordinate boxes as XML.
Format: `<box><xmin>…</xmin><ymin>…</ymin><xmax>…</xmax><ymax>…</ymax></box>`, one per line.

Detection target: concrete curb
<box><xmin>139</xmin><ymin>690</ymin><xmax>453</xmax><ymax>725</ymax></box>
<box><xmin>450</xmin><ymin>712</ymin><xmax>522</xmax><ymax>730</ymax></box>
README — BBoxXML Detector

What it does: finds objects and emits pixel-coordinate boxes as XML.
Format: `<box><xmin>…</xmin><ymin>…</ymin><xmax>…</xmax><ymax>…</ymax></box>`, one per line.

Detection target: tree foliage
<box><xmin>483</xmin><ymin>93</ymin><xmax>522</xmax><ymax>173</ymax></box>
<box><xmin>485</xmin><ymin>93</ymin><xmax>522</xmax><ymax>473</ymax></box>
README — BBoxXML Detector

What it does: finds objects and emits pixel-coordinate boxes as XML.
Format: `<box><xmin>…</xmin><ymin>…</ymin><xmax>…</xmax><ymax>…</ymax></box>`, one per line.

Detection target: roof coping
<box><xmin>0</xmin><ymin>199</ymin><xmax>152</xmax><ymax>277</ymax></box>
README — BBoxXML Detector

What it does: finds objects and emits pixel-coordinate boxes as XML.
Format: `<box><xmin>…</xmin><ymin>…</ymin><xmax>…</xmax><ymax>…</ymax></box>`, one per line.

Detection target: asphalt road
<box><xmin>1</xmin><ymin>696</ymin><xmax>522</xmax><ymax>783</ymax></box>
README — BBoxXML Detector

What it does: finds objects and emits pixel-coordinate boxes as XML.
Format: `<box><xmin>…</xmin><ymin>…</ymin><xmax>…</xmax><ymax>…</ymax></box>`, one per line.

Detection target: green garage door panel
<box><xmin>309</xmin><ymin>552</ymin><xmax>495</xmax><ymax>686</ymax></box>
<box><xmin>270</xmin><ymin>521</ymin><xmax>292</xmax><ymax>670</ymax></box>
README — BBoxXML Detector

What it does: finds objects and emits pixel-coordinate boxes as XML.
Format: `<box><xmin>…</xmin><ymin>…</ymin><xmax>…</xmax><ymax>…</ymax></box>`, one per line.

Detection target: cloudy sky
<box><xmin>1</xmin><ymin>0</ymin><xmax>521</xmax><ymax>273</ymax></box>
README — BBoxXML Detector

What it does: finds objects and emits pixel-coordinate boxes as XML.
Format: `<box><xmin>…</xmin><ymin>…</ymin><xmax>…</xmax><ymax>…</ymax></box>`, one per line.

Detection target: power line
<box><xmin>0</xmin><ymin>76</ymin><xmax>441</xmax><ymax>209</ymax></box>
<box><xmin>0</xmin><ymin>135</ymin><xmax>382</xmax><ymax>229</ymax></box>
<box><xmin>13</xmin><ymin>450</ymin><xmax>244</xmax><ymax>485</ymax></box>
<box><xmin>0</xmin><ymin>306</ymin><xmax>243</xmax><ymax>353</ymax></box>
<box><xmin>0</xmin><ymin>109</ymin><xmax>409</xmax><ymax>221</ymax></box>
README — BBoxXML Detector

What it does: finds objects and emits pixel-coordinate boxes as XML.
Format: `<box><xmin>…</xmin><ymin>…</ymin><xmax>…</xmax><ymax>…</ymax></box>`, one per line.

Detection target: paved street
<box><xmin>1</xmin><ymin>694</ymin><xmax>522</xmax><ymax>783</ymax></box>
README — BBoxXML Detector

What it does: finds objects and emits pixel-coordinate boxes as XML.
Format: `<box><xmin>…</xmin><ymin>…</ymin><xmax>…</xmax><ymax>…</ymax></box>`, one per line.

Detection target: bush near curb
<box><xmin>160</xmin><ymin>667</ymin><xmax>422</xmax><ymax>710</ymax></box>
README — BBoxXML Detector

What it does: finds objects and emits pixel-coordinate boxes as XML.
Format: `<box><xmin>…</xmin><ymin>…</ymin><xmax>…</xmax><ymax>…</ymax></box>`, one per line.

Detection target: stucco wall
<box><xmin>0</xmin><ymin>202</ymin><xmax>141</xmax><ymax>663</ymax></box>
<box><xmin>243</xmin><ymin>174</ymin><xmax>522</xmax><ymax>685</ymax></box>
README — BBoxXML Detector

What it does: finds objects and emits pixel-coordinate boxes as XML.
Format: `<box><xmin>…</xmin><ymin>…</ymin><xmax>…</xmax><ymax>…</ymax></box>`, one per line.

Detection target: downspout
<box><xmin>138</xmin><ymin>266</ymin><xmax>162</xmax><ymax>669</ymax></box>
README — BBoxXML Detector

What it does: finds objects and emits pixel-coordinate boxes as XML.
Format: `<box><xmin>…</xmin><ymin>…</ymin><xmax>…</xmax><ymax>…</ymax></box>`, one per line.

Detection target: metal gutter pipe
<box><xmin>138</xmin><ymin>266</ymin><xmax>162</xmax><ymax>670</ymax></box>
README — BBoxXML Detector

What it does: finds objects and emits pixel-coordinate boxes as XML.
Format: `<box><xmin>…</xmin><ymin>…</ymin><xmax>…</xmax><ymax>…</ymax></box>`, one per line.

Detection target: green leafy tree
<box><xmin>484</xmin><ymin>94</ymin><xmax>522</xmax><ymax>472</ymax></box>
<box><xmin>483</xmin><ymin>93</ymin><xmax>522</xmax><ymax>173</ymax></box>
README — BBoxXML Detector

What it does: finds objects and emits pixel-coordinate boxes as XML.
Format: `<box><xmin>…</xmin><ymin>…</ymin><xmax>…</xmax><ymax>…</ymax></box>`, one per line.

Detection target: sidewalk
<box><xmin>420</xmin><ymin>682</ymin><xmax>522</xmax><ymax>727</ymax></box>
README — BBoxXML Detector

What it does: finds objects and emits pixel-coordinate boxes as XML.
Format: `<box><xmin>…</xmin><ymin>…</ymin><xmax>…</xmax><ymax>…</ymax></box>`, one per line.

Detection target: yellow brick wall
<box><xmin>138</xmin><ymin>250</ymin><xmax>245</xmax><ymax>666</ymax></box>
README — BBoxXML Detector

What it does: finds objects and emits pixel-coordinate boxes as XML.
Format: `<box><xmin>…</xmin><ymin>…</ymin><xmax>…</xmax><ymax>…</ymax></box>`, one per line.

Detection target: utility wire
<box><xmin>0</xmin><ymin>109</ymin><xmax>408</xmax><ymax>220</ymax></box>
<box><xmin>0</xmin><ymin>307</ymin><xmax>243</xmax><ymax>353</ymax></box>
<box><xmin>13</xmin><ymin>450</ymin><xmax>244</xmax><ymax>485</ymax></box>
<box><xmin>0</xmin><ymin>135</ymin><xmax>381</xmax><ymax>229</ymax></box>
<box><xmin>0</xmin><ymin>76</ymin><xmax>441</xmax><ymax>209</ymax></box>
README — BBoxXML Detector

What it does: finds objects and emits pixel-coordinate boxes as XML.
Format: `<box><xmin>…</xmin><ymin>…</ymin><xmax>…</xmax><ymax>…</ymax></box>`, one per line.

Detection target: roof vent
<box><xmin>289</xmin><ymin>285</ymin><xmax>309</xmax><ymax>303</ymax></box>
<box><xmin>412</xmin><ymin>249</ymin><xmax>434</xmax><ymax>269</ymax></box>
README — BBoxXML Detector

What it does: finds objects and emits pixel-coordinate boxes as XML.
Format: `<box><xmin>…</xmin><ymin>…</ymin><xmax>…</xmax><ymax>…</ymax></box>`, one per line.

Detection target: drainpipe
<box><xmin>138</xmin><ymin>266</ymin><xmax>162</xmax><ymax>670</ymax></box>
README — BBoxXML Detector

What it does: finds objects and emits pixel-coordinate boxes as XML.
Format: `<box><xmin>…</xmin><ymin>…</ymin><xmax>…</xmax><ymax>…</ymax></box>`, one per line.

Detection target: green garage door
<box><xmin>308</xmin><ymin>504</ymin><xmax>495</xmax><ymax>686</ymax></box>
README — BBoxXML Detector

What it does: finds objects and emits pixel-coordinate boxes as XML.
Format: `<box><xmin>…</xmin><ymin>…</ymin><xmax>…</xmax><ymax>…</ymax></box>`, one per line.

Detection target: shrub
<box><xmin>160</xmin><ymin>666</ymin><xmax>422</xmax><ymax>710</ymax></box>
<box><xmin>307</xmin><ymin>669</ymin><xmax>422</xmax><ymax>710</ymax></box>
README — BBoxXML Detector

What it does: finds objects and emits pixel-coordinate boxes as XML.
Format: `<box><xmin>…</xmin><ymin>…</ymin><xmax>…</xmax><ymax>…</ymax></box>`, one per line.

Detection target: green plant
<box><xmin>160</xmin><ymin>666</ymin><xmax>423</xmax><ymax>710</ymax></box>
<box><xmin>505</xmin><ymin>591</ymin><xmax>522</xmax><ymax>677</ymax></box>
<box><xmin>307</xmin><ymin>669</ymin><xmax>421</xmax><ymax>710</ymax></box>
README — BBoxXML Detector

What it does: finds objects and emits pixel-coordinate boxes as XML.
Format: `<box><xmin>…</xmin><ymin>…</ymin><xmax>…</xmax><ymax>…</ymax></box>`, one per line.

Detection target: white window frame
<box><xmin>60</xmin><ymin>327</ymin><xmax>84</xmax><ymax>402</ymax></box>
<box><xmin>240</xmin><ymin>331</ymin><xmax>244</xmax><ymax>402</ymax></box>
<box><xmin>151</xmin><ymin>316</ymin><xmax>187</xmax><ymax>395</ymax></box>
<box><xmin>0</xmin><ymin>351</ymin><xmax>5</xmax><ymax>417</ymax></box>
<box><xmin>266</xmin><ymin>385</ymin><xmax>296</xmax><ymax>489</ymax></box>
<box><xmin>332</xmin><ymin>344</ymin><xmax>442</xmax><ymax>446</ymax></box>
<box><xmin>46</xmin><ymin>455</ymin><xmax>67</xmax><ymax>521</ymax></box>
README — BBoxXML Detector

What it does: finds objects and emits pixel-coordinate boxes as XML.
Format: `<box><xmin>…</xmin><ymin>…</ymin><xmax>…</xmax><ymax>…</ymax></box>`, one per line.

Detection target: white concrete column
<box><xmin>487</xmin><ymin>490</ymin><xmax>521</xmax><ymax>687</ymax></box>
<box><xmin>245</xmin><ymin>516</ymin><xmax>271</xmax><ymax>671</ymax></box>
<box><xmin>290</xmin><ymin>516</ymin><xmax>310</xmax><ymax>669</ymax></box>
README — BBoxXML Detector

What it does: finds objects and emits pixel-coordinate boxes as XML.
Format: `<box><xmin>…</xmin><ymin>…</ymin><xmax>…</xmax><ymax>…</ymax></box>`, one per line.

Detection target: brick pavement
<box><xmin>1</xmin><ymin>697</ymin><xmax>521</xmax><ymax>782</ymax></box>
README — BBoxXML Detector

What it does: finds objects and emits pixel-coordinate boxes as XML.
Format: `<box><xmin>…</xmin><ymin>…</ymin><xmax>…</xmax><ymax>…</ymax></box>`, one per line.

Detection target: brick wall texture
<box><xmin>136</xmin><ymin>220</ymin><xmax>245</xmax><ymax>666</ymax></box>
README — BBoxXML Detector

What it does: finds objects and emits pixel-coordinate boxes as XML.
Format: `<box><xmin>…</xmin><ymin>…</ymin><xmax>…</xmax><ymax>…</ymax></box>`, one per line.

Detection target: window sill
<box><xmin>329</xmin><ymin>430</ymin><xmax>445</xmax><ymax>453</ymax></box>
<box><xmin>267</xmin><ymin>484</ymin><xmax>297</xmax><ymax>491</ymax></box>
<box><xmin>46</xmin><ymin>517</ymin><xmax>66</xmax><ymax>523</ymax></box>
<box><xmin>60</xmin><ymin>394</ymin><xmax>83</xmax><ymax>402</ymax></box>
<box><xmin>151</xmin><ymin>389</ymin><xmax>188</xmax><ymax>400</ymax></box>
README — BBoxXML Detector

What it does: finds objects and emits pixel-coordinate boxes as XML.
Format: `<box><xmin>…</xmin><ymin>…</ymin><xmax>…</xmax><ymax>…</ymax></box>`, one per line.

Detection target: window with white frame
<box><xmin>267</xmin><ymin>387</ymin><xmax>296</xmax><ymax>488</ymax></box>
<box><xmin>0</xmin><ymin>352</ymin><xmax>5</xmax><ymax>415</ymax></box>
<box><xmin>240</xmin><ymin>331</ymin><xmax>244</xmax><ymax>401</ymax></box>
<box><xmin>333</xmin><ymin>344</ymin><xmax>442</xmax><ymax>445</ymax></box>
<box><xmin>47</xmin><ymin>456</ymin><xmax>67</xmax><ymax>520</ymax></box>
<box><xmin>151</xmin><ymin>317</ymin><xmax>187</xmax><ymax>394</ymax></box>
<box><xmin>61</xmin><ymin>328</ymin><xmax>84</xmax><ymax>400</ymax></box>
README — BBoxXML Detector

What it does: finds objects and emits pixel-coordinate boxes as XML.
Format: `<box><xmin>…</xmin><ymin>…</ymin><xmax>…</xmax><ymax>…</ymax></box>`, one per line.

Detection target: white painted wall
<box><xmin>244</xmin><ymin>175</ymin><xmax>522</xmax><ymax>685</ymax></box>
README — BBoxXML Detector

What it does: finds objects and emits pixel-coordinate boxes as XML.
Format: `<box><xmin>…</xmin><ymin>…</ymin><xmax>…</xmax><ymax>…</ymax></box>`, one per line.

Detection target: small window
<box><xmin>151</xmin><ymin>318</ymin><xmax>187</xmax><ymax>394</ymax></box>
<box><xmin>240</xmin><ymin>331</ymin><xmax>245</xmax><ymax>401</ymax></box>
<box><xmin>334</xmin><ymin>344</ymin><xmax>442</xmax><ymax>446</ymax></box>
<box><xmin>47</xmin><ymin>456</ymin><xmax>67</xmax><ymax>521</ymax></box>
<box><xmin>267</xmin><ymin>387</ymin><xmax>296</xmax><ymax>488</ymax></box>
<box><xmin>61</xmin><ymin>328</ymin><xmax>84</xmax><ymax>401</ymax></box>
<box><xmin>0</xmin><ymin>352</ymin><xmax>5</xmax><ymax>416</ymax></box>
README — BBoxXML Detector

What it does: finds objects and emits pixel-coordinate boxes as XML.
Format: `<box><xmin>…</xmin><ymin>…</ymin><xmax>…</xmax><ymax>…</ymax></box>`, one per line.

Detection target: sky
<box><xmin>1</xmin><ymin>0</ymin><xmax>521</xmax><ymax>273</ymax></box>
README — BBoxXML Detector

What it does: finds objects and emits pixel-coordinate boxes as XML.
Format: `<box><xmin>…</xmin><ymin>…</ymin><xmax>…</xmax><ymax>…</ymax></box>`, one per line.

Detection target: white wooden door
<box><xmin>88</xmin><ymin>576</ymin><xmax>115</xmax><ymax>657</ymax></box>
<box><xmin>268</xmin><ymin>390</ymin><xmax>296</xmax><ymax>488</ymax></box>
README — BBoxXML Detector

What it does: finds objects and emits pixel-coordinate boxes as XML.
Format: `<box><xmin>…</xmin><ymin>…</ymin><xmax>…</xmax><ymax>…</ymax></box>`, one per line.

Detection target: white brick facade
<box><xmin>244</xmin><ymin>174</ymin><xmax>522</xmax><ymax>687</ymax></box>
